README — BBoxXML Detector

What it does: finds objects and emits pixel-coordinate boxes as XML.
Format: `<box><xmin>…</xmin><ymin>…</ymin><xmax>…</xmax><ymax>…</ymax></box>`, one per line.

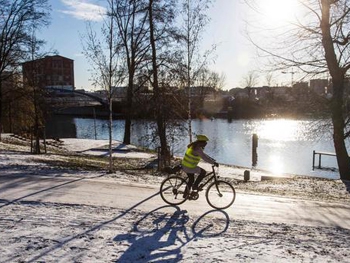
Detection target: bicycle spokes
<box><xmin>206</xmin><ymin>180</ymin><xmax>236</xmax><ymax>210</ymax></box>
<box><xmin>160</xmin><ymin>176</ymin><xmax>188</xmax><ymax>205</ymax></box>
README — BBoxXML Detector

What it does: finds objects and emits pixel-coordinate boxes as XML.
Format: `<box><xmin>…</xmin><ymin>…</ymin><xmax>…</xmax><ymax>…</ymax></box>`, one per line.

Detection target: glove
<box><xmin>214</xmin><ymin>162</ymin><xmax>219</xmax><ymax>167</ymax></box>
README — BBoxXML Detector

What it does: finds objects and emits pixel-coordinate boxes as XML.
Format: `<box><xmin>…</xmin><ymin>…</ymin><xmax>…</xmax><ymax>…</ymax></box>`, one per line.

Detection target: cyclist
<box><xmin>181</xmin><ymin>134</ymin><xmax>218</xmax><ymax>197</ymax></box>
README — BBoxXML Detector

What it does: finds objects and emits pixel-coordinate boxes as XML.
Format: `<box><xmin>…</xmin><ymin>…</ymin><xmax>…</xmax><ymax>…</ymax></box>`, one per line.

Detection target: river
<box><xmin>46</xmin><ymin>115</ymin><xmax>343</xmax><ymax>179</ymax></box>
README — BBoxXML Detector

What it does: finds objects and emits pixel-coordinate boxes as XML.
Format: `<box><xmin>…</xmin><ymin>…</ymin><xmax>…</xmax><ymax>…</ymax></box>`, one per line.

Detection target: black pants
<box><xmin>187</xmin><ymin>168</ymin><xmax>206</xmax><ymax>190</ymax></box>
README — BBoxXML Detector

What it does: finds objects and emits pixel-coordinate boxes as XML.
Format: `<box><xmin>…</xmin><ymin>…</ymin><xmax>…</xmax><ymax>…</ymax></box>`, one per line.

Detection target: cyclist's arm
<box><xmin>194</xmin><ymin>147</ymin><xmax>216</xmax><ymax>164</ymax></box>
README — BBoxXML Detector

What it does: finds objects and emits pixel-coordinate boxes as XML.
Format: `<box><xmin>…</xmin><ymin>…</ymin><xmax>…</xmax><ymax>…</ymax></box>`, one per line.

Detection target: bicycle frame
<box><xmin>187</xmin><ymin>165</ymin><xmax>219</xmax><ymax>190</ymax></box>
<box><xmin>201</xmin><ymin>165</ymin><xmax>219</xmax><ymax>185</ymax></box>
<box><xmin>160</xmin><ymin>164</ymin><xmax>235</xmax><ymax>209</ymax></box>
<box><xmin>163</xmin><ymin>165</ymin><xmax>220</xmax><ymax>195</ymax></box>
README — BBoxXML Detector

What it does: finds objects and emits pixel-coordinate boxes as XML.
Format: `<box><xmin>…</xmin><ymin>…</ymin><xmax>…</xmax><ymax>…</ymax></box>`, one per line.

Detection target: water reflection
<box><xmin>245</xmin><ymin>119</ymin><xmax>317</xmax><ymax>142</ymax></box>
<box><xmin>45</xmin><ymin>116</ymin><xmax>340</xmax><ymax>178</ymax></box>
<box><xmin>268</xmin><ymin>154</ymin><xmax>284</xmax><ymax>175</ymax></box>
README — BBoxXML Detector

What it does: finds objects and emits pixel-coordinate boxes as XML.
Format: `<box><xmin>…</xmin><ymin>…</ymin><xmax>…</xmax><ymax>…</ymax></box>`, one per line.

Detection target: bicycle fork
<box><xmin>214</xmin><ymin>182</ymin><xmax>223</xmax><ymax>197</ymax></box>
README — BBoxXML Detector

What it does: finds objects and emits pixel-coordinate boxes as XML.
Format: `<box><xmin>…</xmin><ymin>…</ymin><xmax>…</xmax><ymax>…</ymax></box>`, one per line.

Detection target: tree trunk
<box><xmin>331</xmin><ymin>79</ymin><xmax>350</xmax><ymax>180</ymax></box>
<box><xmin>148</xmin><ymin>0</ymin><xmax>170</xmax><ymax>169</ymax></box>
<box><xmin>34</xmin><ymin>105</ymin><xmax>41</xmax><ymax>154</ymax></box>
<box><xmin>123</xmin><ymin>118</ymin><xmax>131</xmax><ymax>145</ymax></box>
<box><xmin>0</xmin><ymin>81</ymin><xmax>2</xmax><ymax>141</ymax></box>
<box><xmin>123</xmin><ymin>74</ymin><xmax>133</xmax><ymax>145</ymax></box>
<box><xmin>321</xmin><ymin>0</ymin><xmax>350</xmax><ymax>180</ymax></box>
<box><xmin>108</xmin><ymin>97</ymin><xmax>113</xmax><ymax>173</ymax></box>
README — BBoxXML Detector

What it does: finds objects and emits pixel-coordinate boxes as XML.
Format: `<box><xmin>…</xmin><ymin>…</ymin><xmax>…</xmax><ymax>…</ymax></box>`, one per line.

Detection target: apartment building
<box><xmin>22</xmin><ymin>55</ymin><xmax>74</xmax><ymax>91</ymax></box>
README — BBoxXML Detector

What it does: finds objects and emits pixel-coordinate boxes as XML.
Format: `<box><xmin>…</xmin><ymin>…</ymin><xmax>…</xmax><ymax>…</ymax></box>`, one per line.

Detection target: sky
<box><xmin>38</xmin><ymin>0</ymin><xmax>296</xmax><ymax>91</ymax></box>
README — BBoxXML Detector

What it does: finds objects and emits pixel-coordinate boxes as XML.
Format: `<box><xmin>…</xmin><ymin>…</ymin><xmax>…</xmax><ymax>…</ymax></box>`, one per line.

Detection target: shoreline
<box><xmin>0</xmin><ymin>133</ymin><xmax>322</xmax><ymax>180</ymax></box>
<box><xmin>1</xmin><ymin>133</ymin><xmax>339</xmax><ymax>181</ymax></box>
<box><xmin>1</xmin><ymin>134</ymin><xmax>350</xmax><ymax>204</ymax></box>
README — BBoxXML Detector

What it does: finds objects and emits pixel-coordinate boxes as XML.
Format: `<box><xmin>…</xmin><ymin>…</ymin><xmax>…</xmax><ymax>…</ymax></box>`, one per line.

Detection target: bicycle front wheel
<box><xmin>206</xmin><ymin>180</ymin><xmax>236</xmax><ymax>210</ymax></box>
<box><xmin>160</xmin><ymin>176</ymin><xmax>188</xmax><ymax>205</ymax></box>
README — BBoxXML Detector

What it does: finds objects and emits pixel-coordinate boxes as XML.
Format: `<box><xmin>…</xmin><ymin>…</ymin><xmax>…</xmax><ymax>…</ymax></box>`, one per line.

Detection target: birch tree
<box><xmin>83</xmin><ymin>1</ymin><xmax>125</xmax><ymax>173</ymax></box>
<box><xmin>177</xmin><ymin>0</ymin><xmax>213</xmax><ymax>142</ymax></box>
<box><xmin>22</xmin><ymin>33</ymin><xmax>49</xmax><ymax>154</ymax></box>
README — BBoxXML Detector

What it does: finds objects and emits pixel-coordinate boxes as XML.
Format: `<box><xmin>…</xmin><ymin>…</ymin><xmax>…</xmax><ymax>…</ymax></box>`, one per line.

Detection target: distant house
<box><xmin>22</xmin><ymin>55</ymin><xmax>75</xmax><ymax>91</ymax></box>
<box><xmin>310</xmin><ymin>79</ymin><xmax>329</xmax><ymax>95</ymax></box>
<box><xmin>293</xmin><ymin>81</ymin><xmax>308</xmax><ymax>90</ymax></box>
<box><xmin>247</xmin><ymin>86</ymin><xmax>271</xmax><ymax>100</ymax></box>
<box><xmin>228</xmin><ymin>87</ymin><xmax>249</xmax><ymax>100</ymax></box>
<box><xmin>269</xmin><ymin>86</ymin><xmax>293</xmax><ymax>101</ymax></box>
<box><xmin>93</xmin><ymin>85</ymin><xmax>150</xmax><ymax>100</ymax></box>
<box><xmin>186</xmin><ymin>86</ymin><xmax>216</xmax><ymax>97</ymax></box>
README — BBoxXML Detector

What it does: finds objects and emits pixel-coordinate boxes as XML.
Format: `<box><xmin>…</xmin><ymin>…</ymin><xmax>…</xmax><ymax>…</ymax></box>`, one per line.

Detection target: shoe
<box><xmin>192</xmin><ymin>186</ymin><xmax>199</xmax><ymax>191</ymax></box>
<box><xmin>189</xmin><ymin>191</ymin><xmax>199</xmax><ymax>200</ymax></box>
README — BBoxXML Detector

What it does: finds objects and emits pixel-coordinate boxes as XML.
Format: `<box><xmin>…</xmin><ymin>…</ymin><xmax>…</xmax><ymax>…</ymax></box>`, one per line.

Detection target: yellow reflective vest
<box><xmin>182</xmin><ymin>147</ymin><xmax>201</xmax><ymax>169</ymax></box>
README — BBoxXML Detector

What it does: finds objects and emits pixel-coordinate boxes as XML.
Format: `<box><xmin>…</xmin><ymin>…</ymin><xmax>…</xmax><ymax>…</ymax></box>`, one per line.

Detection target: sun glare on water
<box><xmin>257</xmin><ymin>119</ymin><xmax>301</xmax><ymax>141</ymax></box>
<box><xmin>247</xmin><ymin>119</ymin><xmax>300</xmax><ymax>175</ymax></box>
<box><xmin>249</xmin><ymin>119</ymin><xmax>308</xmax><ymax>175</ymax></box>
<box><xmin>269</xmin><ymin>154</ymin><xmax>284</xmax><ymax>175</ymax></box>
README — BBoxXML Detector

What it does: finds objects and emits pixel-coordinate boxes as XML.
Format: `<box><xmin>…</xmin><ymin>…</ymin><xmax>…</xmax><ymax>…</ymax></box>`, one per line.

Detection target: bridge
<box><xmin>47</xmin><ymin>87</ymin><xmax>108</xmax><ymax>107</ymax></box>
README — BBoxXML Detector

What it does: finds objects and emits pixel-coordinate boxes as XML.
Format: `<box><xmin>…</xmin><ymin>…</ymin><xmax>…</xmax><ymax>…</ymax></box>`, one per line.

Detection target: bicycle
<box><xmin>160</xmin><ymin>164</ymin><xmax>236</xmax><ymax>210</ymax></box>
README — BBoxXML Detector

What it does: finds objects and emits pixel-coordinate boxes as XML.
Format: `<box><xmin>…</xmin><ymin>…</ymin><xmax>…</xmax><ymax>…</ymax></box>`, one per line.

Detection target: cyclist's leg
<box><xmin>184</xmin><ymin>173</ymin><xmax>194</xmax><ymax>197</ymax></box>
<box><xmin>192</xmin><ymin>168</ymin><xmax>206</xmax><ymax>190</ymax></box>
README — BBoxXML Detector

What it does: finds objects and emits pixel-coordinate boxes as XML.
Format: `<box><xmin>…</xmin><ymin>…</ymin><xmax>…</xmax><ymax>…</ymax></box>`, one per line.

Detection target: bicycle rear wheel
<box><xmin>205</xmin><ymin>180</ymin><xmax>236</xmax><ymax>210</ymax></box>
<box><xmin>160</xmin><ymin>176</ymin><xmax>188</xmax><ymax>205</ymax></box>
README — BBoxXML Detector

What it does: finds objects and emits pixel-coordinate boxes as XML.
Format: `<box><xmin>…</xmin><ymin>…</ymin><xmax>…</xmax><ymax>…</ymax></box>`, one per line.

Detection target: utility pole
<box><xmin>282</xmin><ymin>68</ymin><xmax>295</xmax><ymax>87</ymax></box>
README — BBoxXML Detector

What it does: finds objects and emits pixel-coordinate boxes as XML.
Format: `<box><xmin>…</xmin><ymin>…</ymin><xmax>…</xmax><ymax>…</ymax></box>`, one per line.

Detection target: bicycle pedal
<box><xmin>189</xmin><ymin>192</ymin><xmax>199</xmax><ymax>200</ymax></box>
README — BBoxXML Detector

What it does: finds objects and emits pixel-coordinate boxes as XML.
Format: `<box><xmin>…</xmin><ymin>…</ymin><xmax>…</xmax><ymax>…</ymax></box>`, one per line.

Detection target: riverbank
<box><xmin>1</xmin><ymin>134</ymin><xmax>350</xmax><ymax>203</ymax></box>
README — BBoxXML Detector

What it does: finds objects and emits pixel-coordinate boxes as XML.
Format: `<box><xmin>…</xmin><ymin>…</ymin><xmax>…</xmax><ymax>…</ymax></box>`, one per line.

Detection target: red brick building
<box><xmin>22</xmin><ymin>55</ymin><xmax>74</xmax><ymax>91</ymax></box>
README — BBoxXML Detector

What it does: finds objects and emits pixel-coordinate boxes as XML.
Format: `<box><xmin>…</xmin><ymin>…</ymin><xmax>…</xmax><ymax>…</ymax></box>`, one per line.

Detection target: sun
<box><xmin>258</xmin><ymin>0</ymin><xmax>299</xmax><ymax>26</ymax></box>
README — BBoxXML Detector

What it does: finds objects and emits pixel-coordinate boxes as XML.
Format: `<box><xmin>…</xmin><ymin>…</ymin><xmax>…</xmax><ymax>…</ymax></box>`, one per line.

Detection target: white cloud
<box><xmin>59</xmin><ymin>0</ymin><xmax>106</xmax><ymax>21</ymax></box>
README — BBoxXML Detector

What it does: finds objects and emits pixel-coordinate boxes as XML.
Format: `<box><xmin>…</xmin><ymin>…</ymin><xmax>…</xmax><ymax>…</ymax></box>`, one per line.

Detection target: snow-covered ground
<box><xmin>1</xmin><ymin>135</ymin><xmax>350</xmax><ymax>262</ymax></box>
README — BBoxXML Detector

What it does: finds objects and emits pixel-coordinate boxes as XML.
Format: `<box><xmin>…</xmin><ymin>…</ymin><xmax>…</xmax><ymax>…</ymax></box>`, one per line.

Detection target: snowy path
<box><xmin>1</xmin><ymin>173</ymin><xmax>350</xmax><ymax>262</ymax></box>
<box><xmin>1</xmin><ymin>174</ymin><xmax>350</xmax><ymax>230</ymax></box>
<box><xmin>2</xmin><ymin>140</ymin><xmax>350</xmax><ymax>262</ymax></box>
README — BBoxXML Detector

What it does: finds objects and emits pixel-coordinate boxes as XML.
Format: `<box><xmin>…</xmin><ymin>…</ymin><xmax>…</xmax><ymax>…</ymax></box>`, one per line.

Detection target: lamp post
<box><xmin>282</xmin><ymin>69</ymin><xmax>295</xmax><ymax>87</ymax></box>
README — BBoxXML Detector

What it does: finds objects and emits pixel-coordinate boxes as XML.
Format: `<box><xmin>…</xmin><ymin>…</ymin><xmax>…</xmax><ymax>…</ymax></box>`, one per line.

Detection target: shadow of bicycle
<box><xmin>113</xmin><ymin>206</ymin><xmax>230</xmax><ymax>262</ymax></box>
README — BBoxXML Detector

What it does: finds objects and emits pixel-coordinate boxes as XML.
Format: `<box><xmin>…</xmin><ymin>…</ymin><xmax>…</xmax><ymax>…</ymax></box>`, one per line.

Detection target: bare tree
<box><xmin>241</xmin><ymin>70</ymin><xmax>259</xmax><ymax>87</ymax></box>
<box><xmin>0</xmin><ymin>0</ymin><xmax>50</xmax><ymax>141</ymax></box>
<box><xmin>22</xmin><ymin>33</ymin><xmax>50</xmax><ymax>154</ymax></box>
<box><xmin>265</xmin><ymin>72</ymin><xmax>274</xmax><ymax>87</ymax></box>
<box><xmin>245</xmin><ymin>0</ymin><xmax>350</xmax><ymax>179</ymax></box>
<box><xmin>112</xmin><ymin>0</ymin><xmax>150</xmax><ymax>145</ymax></box>
<box><xmin>82</xmin><ymin>1</ymin><xmax>125</xmax><ymax>173</ymax></box>
<box><xmin>148</xmin><ymin>0</ymin><xmax>177</xmax><ymax>168</ymax></box>
<box><xmin>196</xmin><ymin>68</ymin><xmax>226</xmax><ymax>90</ymax></box>
<box><xmin>1</xmin><ymin>73</ymin><xmax>32</xmax><ymax>134</ymax></box>
<box><xmin>176</xmin><ymin>0</ymin><xmax>214</xmax><ymax>142</ymax></box>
